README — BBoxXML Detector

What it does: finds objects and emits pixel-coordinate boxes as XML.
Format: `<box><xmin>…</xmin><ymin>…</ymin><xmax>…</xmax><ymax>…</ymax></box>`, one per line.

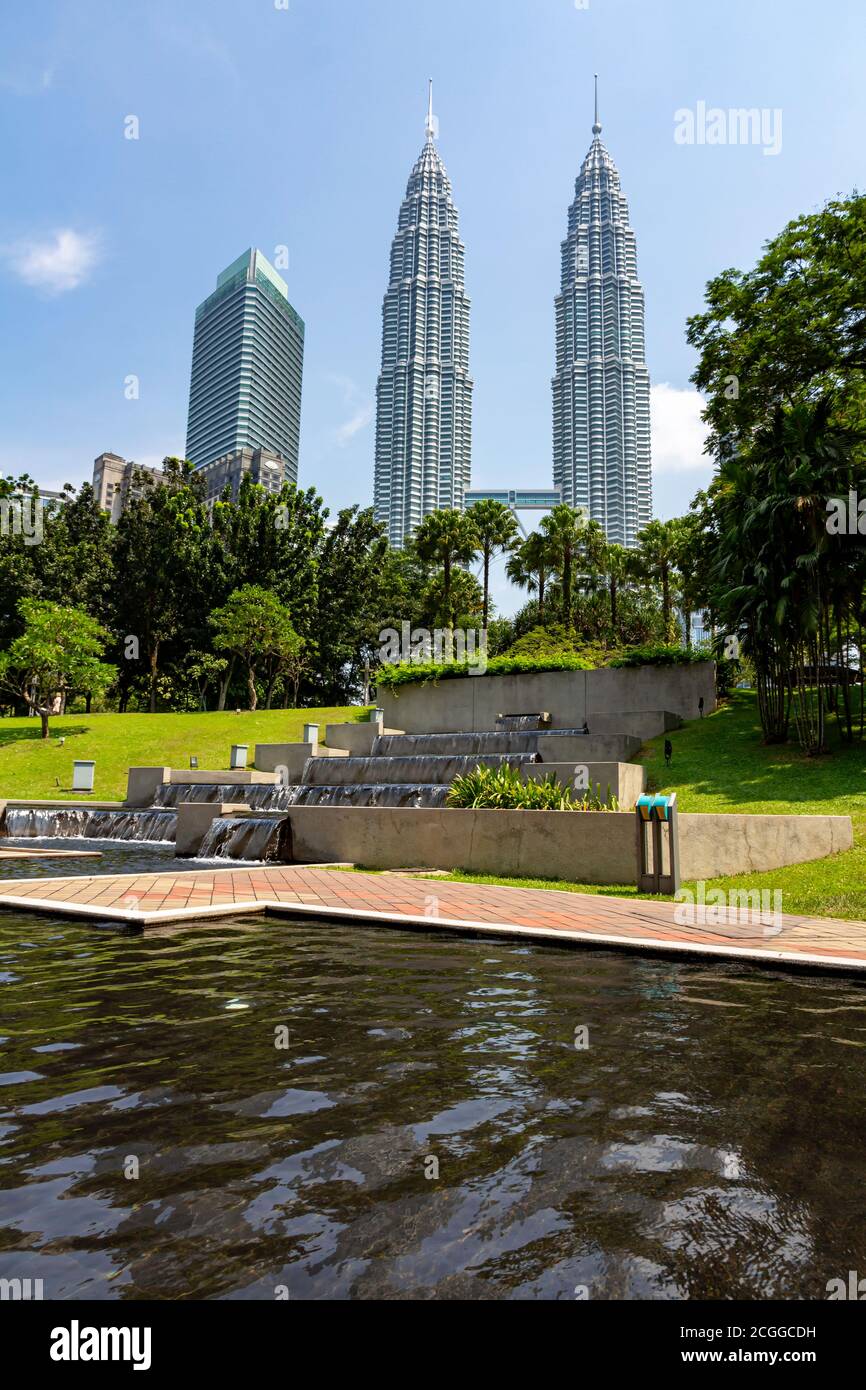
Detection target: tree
<box><xmin>411</xmin><ymin>510</ymin><xmax>478</xmax><ymax>630</ymax></box>
<box><xmin>0</xmin><ymin>600</ymin><xmax>115</xmax><ymax>738</ymax></box>
<box><xmin>601</xmin><ymin>542</ymin><xmax>633</xmax><ymax>638</ymax></box>
<box><xmin>209</xmin><ymin>585</ymin><xmax>299</xmax><ymax>712</ymax></box>
<box><xmin>182</xmin><ymin>651</ymin><xmax>229</xmax><ymax>712</ymax></box>
<box><xmin>506</xmin><ymin>531</ymin><xmax>553</xmax><ymax>625</ymax></box>
<box><xmin>465</xmin><ymin>500</ymin><xmax>519</xmax><ymax>630</ymax></box>
<box><xmin>687</xmin><ymin>193</ymin><xmax>866</xmax><ymax>464</ymax></box>
<box><xmin>0</xmin><ymin>475</ymin><xmax>41</xmax><ymax>651</ymax></box>
<box><xmin>687</xmin><ymin>191</ymin><xmax>866</xmax><ymax>751</ymax></box>
<box><xmin>111</xmin><ymin>461</ymin><xmax>212</xmax><ymax>712</ymax></box>
<box><xmin>420</xmin><ymin>565</ymin><xmax>483</xmax><ymax>631</ymax></box>
<box><xmin>668</xmin><ymin>513</ymin><xmax>705</xmax><ymax>649</ymax></box>
<box><xmin>540</xmin><ymin>503</ymin><xmax>588</xmax><ymax>628</ymax></box>
<box><xmin>635</xmin><ymin>519</ymin><xmax>680</xmax><ymax>642</ymax></box>
<box><xmin>311</xmin><ymin>506</ymin><xmax>389</xmax><ymax>703</ymax></box>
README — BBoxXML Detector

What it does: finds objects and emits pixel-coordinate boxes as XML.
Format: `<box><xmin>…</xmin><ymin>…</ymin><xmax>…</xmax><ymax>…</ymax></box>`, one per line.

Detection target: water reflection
<box><xmin>0</xmin><ymin>892</ymin><xmax>865</xmax><ymax>1300</ymax></box>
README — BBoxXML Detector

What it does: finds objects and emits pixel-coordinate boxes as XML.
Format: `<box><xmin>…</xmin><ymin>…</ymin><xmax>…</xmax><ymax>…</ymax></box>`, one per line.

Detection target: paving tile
<box><xmin>3</xmin><ymin>863</ymin><xmax>866</xmax><ymax>975</ymax></box>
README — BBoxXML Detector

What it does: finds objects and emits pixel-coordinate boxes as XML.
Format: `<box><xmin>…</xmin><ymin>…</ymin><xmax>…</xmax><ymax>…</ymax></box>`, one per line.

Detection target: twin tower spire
<box><xmin>373</xmin><ymin>80</ymin><xmax>652</xmax><ymax>550</ymax></box>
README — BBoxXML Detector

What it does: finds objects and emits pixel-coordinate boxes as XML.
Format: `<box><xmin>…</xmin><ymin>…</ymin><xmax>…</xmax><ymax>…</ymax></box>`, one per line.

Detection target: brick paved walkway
<box><xmin>2</xmin><ymin>863</ymin><xmax>866</xmax><ymax>975</ymax></box>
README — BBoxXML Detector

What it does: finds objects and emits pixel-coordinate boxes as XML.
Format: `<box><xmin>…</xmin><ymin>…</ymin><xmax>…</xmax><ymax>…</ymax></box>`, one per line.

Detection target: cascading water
<box><xmin>2</xmin><ymin>722</ymin><xmax>588</xmax><ymax>866</ymax></box>
<box><xmin>152</xmin><ymin>782</ymin><xmax>294</xmax><ymax>809</ymax></box>
<box><xmin>286</xmin><ymin>783</ymin><xmax>450</xmax><ymax>808</ymax></box>
<box><xmin>3</xmin><ymin>808</ymin><xmax>176</xmax><ymax>843</ymax></box>
<box><xmin>2</xmin><ymin>782</ymin><xmax>295</xmax><ymax>854</ymax></box>
<box><xmin>371</xmin><ymin>732</ymin><xmax>541</xmax><ymax>757</ymax></box>
<box><xmin>495</xmin><ymin>714</ymin><xmax>551</xmax><ymax>732</ymax></box>
<box><xmin>198</xmin><ymin>816</ymin><xmax>291</xmax><ymax>862</ymax></box>
<box><xmin>302</xmin><ymin>752</ymin><xmax>541</xmax><ymax>787</ymax></box>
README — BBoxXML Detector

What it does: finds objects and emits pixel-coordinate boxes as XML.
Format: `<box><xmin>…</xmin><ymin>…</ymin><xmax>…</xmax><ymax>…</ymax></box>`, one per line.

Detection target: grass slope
<box><xmin>435</xmin><ymin>692</ymin><xmax>866</xmax><ymax>922</ymax></box>
<box><xmin>0</xmin><ymin>707</ymin><xmax>365</xmax><ymax>802</ymax></box>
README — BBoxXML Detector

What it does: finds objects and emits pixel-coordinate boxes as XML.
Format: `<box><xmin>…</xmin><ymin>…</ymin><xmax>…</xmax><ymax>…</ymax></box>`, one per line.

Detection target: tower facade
<box><xmin>186</xmin><ymin>248</ymin><xmax>304</xmax><ymax>484</ymax></box>
<box><xmin>552</xmin><ymin>89</ymin><xmax>651</xmax><ymax>546</ymax></box>
<box><xmin>374</xmin><ymin>86</ymin><xmax>473</xmax><ymax>548</ymax></box>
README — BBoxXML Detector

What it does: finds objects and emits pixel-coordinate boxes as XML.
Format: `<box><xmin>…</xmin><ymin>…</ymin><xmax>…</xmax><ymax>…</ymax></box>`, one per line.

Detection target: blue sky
<box><xmin>1</xmin><ymin>0</ymin><xmax>864</xmax><ymax>613</ymax></box>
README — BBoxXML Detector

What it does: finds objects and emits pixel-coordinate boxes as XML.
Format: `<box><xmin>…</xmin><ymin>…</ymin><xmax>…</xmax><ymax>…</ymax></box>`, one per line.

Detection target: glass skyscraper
<box><xmin>186</xmin><ymin>248</ymin><xmax>305</xmax><ymax>484</ymax></box>
<box><xmin>552</xmin><ymin>90</ymin><xmax>652</xmax><ymax>546</ymax></box>
<box><xmin>374</xmin><ymin>86</ymin><xmax>473</xmax><ymax>548</ymax></box>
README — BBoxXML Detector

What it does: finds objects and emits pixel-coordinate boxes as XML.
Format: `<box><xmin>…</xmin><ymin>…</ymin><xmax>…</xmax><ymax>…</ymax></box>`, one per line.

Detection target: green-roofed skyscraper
<box><xmin>186</xmin><ymin>248</ymin><xmax>305</xmax><ymax>490</ymax></box>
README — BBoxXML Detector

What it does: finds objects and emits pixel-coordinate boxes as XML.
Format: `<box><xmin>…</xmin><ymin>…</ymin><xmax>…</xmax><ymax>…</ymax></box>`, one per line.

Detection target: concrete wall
<box><xmin>175</xmin><ymin>802</ymin><xmax>250</xmax><ymax>857</ymax></box>
<box><xmin>324</xmin><ymin>722</ymin><xmax>395</xmax><ymax>755</ymax></box>
<box><xmin>255</xmin><ymin>743</ymin><xmax>350</xmax><ymax>774</ymax></box>
<box><xmin>285</xmin><ymin>806</ymin><xmax>636</xmax><ymax>883</ymax></box>
<box><xmin>678</xmin><ymin>812</ymin><xmax>853</xmax><ymax>878</ymax></box>
<box><xmin>536</xmin><ymin>733</ymin><xmax>641</xmax><ymax>763</ymax></box>
<box><xmin>278</xmin><ymin>805</ymin><xmax>852</xmax><ymax>885</ymax></box>
<box><xmin>376</xmin><ymin>663</ymin><xmax>716</xmax><ymax>734</ymax></box>
<box><xmin>126</xmin><ymin>767</ymin><xmax>170</xmax><ymax>806</ymax></box>
<box><xmin>255</xmin><ymin>743</ymin><xmax>314</xmax><ymax>778</ymax></box>
<box><xmin>168</xmin><ymin>769</ymin><xmax>277</xmax><ymax>785</ymax></box>
<box><xmin>579</xmin><ymin>710</ymin><xmax>681</xmax><ymax>740</ymax></box>
<box><xmin>126</xmin><ymin>766</ymin><xmax>279</xmax><ymax>805</ymax></box>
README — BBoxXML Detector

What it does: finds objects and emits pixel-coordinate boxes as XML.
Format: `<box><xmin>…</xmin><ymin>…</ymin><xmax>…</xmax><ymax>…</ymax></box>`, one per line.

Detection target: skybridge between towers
<box><xmin>463</xmin><ymin>488</ymin><xmax>562</xmax><ymax>536</ymax></box>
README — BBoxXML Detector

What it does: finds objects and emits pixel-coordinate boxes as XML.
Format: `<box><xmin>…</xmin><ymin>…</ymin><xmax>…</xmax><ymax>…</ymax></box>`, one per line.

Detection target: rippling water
<box><xmin>2</xmin><ymin>845</ymin><xmax>866</xmax><ymax>1300</ymax></box>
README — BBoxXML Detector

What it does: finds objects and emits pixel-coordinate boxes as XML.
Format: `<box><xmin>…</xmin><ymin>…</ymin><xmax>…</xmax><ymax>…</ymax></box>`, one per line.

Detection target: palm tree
<box><xmin>465</xmin><ymin>499</ymin><xmax>520</xmax><ymax>630</ymax></box>
<box><xmin>412</xmin><ymin>510</ymin><xmax>478</xmax><ymax>630</ymax></box>
<box><xmin>602</xmin><ymin>542</ymin><xmax>632</xmax><ymax>637</ymax></box>
<box><xmin>668</xmin><ymin>512</ymin><xmax>704</xmax><ymax>649</ymax></box>
<box><xmin>506</xmin><ymin>531</ymin><xmax>553</xmax><ymax>625</ymax></box>
<box><xmin>635</xmin><ymin>518</ymin><xmax>680</xmax><ymax>641</ymax></box>
<box><xmin>540</xmin><ymin>503</ymin><xmax>588</xmax><ymax>628</ymax></box>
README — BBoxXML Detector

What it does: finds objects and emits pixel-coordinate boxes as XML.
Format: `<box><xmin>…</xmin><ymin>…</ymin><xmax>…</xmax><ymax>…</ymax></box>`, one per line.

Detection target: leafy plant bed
<box><xmin>446</xmin><ymin>765</ymin><xmax>619</xmax><ymax>811</ymax></box>
<box><xmin>377</xmin><ymin>647</ymin><xmax>709</xmax><ymax>689</ymax></box>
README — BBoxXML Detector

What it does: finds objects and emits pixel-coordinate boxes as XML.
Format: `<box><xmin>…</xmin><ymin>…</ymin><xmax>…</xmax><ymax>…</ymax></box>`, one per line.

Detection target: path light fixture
<box><xmin>636</xmin><ymin>793</ymin><xmax>680</xmax><ymax>895</ymax></box>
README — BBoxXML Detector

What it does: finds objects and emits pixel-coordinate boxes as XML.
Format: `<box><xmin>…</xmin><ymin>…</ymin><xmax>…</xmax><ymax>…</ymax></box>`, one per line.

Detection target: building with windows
<box><xmin>551</xmin><ymin>83</ymin><xmax>652</xmax><ymax>546</ymax></box>
<box><xmin>186</xmin><ymin>248</ymin><xmax>304</xmax><ymax>486</ymax></box>
<box><xmin>92</xmin><ymin>453</ymin><xmax>163</xmax><ymax>521</ymax></box>
<box><xmin>193</xmin><ymin>446</ymin><xmax>287</xmax><ymax>505</ymax></box>
<box><xmin>373</xmin><ymin>85</ymin><xmax>473</xmax><ymax>548</ymax></box>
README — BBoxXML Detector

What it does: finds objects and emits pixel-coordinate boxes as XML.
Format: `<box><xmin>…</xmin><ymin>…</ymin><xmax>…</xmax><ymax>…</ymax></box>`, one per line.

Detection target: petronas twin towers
<box><xmin>374</xmin><ymin>83</ymin><xmax>652</xmax><ymax>549</ymax></box>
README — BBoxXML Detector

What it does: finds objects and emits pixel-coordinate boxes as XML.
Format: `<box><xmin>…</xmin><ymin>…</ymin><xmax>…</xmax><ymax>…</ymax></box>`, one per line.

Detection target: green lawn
<box><xmin>431</xmin><ymin>692</ymin><xmax>866</xmax><ymax>923</ymax></box>
<box><xmin>0</xmin><ymin>707</ymin><xmax>366</xmax><ymax>802</ymax></box>
<box><xmin>5</xmin><ymin>691</ymin><xmax>866</xmax><ymax>923</ymax></box>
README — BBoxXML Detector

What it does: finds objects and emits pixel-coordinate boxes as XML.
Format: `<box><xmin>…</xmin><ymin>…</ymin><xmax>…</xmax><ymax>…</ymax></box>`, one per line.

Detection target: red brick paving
<box><xmin>2</xmin><ymin>863</ymin><xmax>866</xmax><ymax>974</ymax></box>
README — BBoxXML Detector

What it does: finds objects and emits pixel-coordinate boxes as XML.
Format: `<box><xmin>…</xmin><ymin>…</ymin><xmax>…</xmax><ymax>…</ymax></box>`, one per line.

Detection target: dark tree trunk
<box><xmin>217</xmin><ymin>657</ymin><xmax>236</xmax><ymax>712</ymax></box>
<box><xmin>148</xmin><ymin>641</ymin><xmax>159</xmax><ymax>714</ymax></box>
<box><xmin>482</xmin><ymin>548</ymin><xmax>491</xmax><ymax>631</ymax></box>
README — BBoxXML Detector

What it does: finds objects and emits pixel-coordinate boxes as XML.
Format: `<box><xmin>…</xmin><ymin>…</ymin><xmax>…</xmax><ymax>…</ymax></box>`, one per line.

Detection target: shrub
<box><xmin>377</xmin><ymin>651</ymin><xmax>595</xmax><ymax>689</ymax></box>
<box><xmin>715</xmin><ymin>657</ymin><xmax>742</xmax><ymax>698</ymax></box>
<box><xmin>445</xmin><ymin>764</ymin><xmax>620</xmax><ymax>812</ymax></box>
<box><xmin>608</xmin><ymin>644</ymin><xmax>711</xmax><ymax>668</ymax></box>
<box><xmin>504</xmin><ymin>624</ymin><xmax>588</xmax><ymax>658</ymax></box>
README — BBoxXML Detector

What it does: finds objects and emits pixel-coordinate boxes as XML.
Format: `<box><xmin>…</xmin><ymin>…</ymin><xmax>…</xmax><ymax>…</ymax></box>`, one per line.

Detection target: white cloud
<box><xmin>0</xmin><ymin>66</ymin><xmax>54</xmax><ymax>95</ymax></box>
<box><xmin>651</xmin><ymin>382</ymin><xmax>710</xmax><ymax>473</ymax></box>
<box><xmin>327</xmin><ymin>374</ymin><xmax>374</xmax><ymax>448</ymax></box>
<box><xmin>335</xmin><ymin>403</ymin><xmax>374</xmax><ymax>446</ymax></box>
<box><xmin>4</xmin><ymin>229</ymin><xmax>102</xmax><ymax>295</ymax></box>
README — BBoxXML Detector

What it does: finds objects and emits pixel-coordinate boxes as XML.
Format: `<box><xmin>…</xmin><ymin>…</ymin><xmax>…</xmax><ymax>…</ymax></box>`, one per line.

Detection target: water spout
<box><xmin>198</xmin><ymin>816</ymin><xmax>291</xmax><ymax>861</ymax></box>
